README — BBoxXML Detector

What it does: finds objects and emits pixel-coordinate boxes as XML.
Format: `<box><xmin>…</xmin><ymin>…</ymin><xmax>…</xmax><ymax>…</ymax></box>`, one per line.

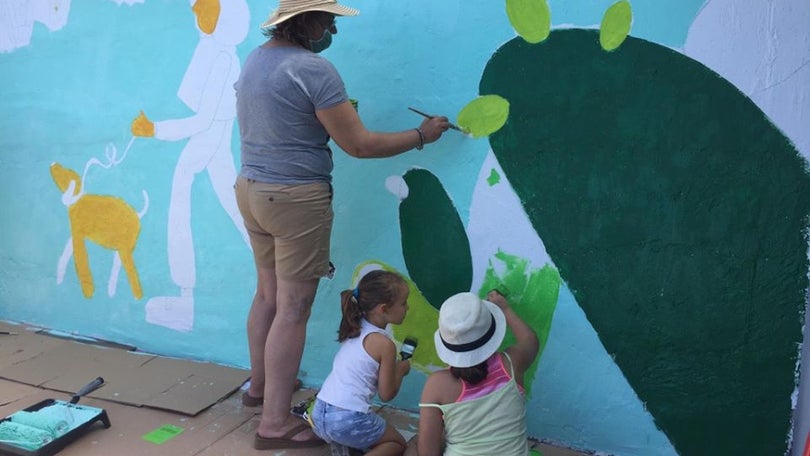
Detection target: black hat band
<box><xmin>440</xmin><ymin>314</ymin><xmax>496</xmax><ymax>353</ymax></box>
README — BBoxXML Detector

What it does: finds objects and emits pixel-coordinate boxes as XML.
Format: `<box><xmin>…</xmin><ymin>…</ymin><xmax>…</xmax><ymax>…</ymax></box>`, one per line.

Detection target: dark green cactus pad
<box><xmin>399</xmin><ymin>169</ymin><xmax>473</xmax><ymax>309</ymax></box>
<box><xmin>480</xmin><ymin>29</ymin><xmax>810</xmax><ymax>455</ymax></box>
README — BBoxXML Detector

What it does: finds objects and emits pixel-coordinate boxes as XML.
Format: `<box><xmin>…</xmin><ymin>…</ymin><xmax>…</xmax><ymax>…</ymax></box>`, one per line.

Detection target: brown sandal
<box><xmin>241</xmin><ymin>391</ymin><xmax>263</xmax><ymax>407</ymax></box>
<box><xmin>242</xmin><ymin>378</ymin><xmax>304</xmax><ymax>407</ymax></box>
<box><xmin>254</xmin><ymin>423</ymin><xmax>325</xmax><ymax>450</ymax></box>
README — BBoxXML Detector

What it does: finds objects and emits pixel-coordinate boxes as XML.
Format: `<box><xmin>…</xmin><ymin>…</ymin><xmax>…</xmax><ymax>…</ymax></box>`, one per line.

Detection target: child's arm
<box><xmin>366</xmin><ymin>332</ymin><xmax>411</xmax><ymax>402</ymax></box>
<box><xmin>415</xmin><ymin>372</ymin><xmax>449</xmax><ymax>456</ymax></box>
<box><xmin>487</xmin><ymin>290</ymin><xmax>539</xmax><ymax>385</ymax></box>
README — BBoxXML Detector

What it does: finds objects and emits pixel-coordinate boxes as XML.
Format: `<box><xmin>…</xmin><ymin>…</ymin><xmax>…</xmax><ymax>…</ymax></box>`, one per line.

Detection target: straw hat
<box><xmin>434</xmin><ymin>292</ymin><xmax>507</xmax><ymax>368</ymax></box>
<box><xmin>261</xmin><ymin>0</ymin><xmax>359</xmax><ymax>28</ymax></box>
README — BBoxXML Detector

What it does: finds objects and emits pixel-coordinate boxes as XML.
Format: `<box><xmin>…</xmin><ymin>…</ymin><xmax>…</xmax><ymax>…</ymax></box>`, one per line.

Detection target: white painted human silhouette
<box><xmin>136</xmin><ymin>0</ymin><xmax>250</xmax><ymax>332</ymax></box>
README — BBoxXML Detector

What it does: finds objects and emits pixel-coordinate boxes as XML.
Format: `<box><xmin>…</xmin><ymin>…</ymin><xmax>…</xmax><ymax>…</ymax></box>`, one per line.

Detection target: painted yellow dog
<box><xmin>50</xmin><ymin>163</ymin><xmax>147</xmax><ymax>299</ymax></box>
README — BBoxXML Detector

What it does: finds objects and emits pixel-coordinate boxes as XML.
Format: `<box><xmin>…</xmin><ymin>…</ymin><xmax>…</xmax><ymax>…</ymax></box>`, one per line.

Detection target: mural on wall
<box><xmin>50</xmin><ymin>148</ymin><xmax>148</xmax><ymax>300</ymax></box>
<box><xmin>382</xmin><ymin>0</ymin><xmax>806</xmax><ymax>454</ymax></box>
<box><xmin>380</xmin><ymin>168</ymin><xmax>562</xmax><ymax>394</ymax></box>
<box><xmin>130</xmin><ymin>0</ymin><xmax>250</xmax><ymax>332</ymax></box>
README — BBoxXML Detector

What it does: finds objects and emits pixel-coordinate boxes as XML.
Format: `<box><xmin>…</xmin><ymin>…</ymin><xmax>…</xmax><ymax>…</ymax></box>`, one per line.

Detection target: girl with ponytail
<box><xmin>312</xmin><ymin>270</ymin><xmax>412</xmax><ymax>455</ymax></box>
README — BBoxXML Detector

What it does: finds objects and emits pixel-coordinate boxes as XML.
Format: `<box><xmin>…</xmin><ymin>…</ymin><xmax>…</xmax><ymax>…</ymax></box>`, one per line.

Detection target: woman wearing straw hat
<box><xmin>405</xmin><ymin>290</ymin><xmax>539</xmax><ymax>456</ymax></box>
<box><xmin>234</xmin><ymin>0</ymin><xmax>450</xmax><ymax>450</ymax></box>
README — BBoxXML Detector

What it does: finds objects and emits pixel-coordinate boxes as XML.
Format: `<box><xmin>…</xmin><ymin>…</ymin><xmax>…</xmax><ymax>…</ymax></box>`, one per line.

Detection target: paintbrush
<box><xmin>408</xmin><ymin>107</ymin><xmax>463</xmax><ymax>132</ymax></box>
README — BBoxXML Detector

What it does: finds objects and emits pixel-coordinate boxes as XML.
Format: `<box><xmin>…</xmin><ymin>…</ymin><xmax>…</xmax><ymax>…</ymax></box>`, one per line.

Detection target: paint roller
<box><xmin>0</xmin><ymin>409</ymin><xmax>71</xmax><ymax>451</ymax></box>
<box><xmin>8</xmin><ymin>411</ymin><xmax>69</xmax><ymax>437</ymax></box>
<box><xmin>0</xmin><ymin>405</ymin><xmax>77</xmax><ymax>452</ymax></box>
<box><xmin>0</xmin><ymin>421</ymin><xmax>57</xmax><ymax>451</ymax></box>
<box><xmin>0</xmin><ymin>377</ymin><xmax>108</xmax><ymax>454</ymax></box>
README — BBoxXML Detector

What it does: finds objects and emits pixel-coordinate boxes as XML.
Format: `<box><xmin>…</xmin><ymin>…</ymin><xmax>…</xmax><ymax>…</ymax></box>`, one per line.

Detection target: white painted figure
<box><xmin>131</xmin><ymin>0</ymin><xmax>250</xmax><ymax>332</ymax></box>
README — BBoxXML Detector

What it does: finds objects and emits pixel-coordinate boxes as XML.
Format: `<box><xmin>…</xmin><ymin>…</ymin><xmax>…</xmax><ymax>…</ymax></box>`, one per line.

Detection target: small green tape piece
<box><xmin>529</xmin><ymin>449</ymin><xmax>543</xmax><ymax>456</ymax></box>
<box><xmin>142</xmin><ymin>424</ymin><xmax>185</xmax><ymax>445</ymax></box>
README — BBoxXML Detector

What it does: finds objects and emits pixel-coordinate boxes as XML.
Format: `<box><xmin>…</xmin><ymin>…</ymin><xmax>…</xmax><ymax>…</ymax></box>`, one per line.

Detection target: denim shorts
<box><xmin>310</xmin><ymin>399</ymin><xmax>386</xmax><ymax>450</ymax></box>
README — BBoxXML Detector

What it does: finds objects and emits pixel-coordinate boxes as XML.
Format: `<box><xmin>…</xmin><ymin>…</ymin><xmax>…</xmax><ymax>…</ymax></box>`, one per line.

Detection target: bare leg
<box><xmin>246</xmin><ymin>266</ymin><xmax>277</xmax><ymax>399</ymax></box>
<box><xmin>367</xmin><ymin>424</ymin><xmax>407</xmax><ymax>456</ymax></box>
<box><xmin>403</xmin><ymin>435</ymin><xmax>419</xmax><ymax>456</ymax></box>
<box><xmin>256</xmin><ymin>277</ymin><xmax>319</xmax><ymax>441</ymax></box>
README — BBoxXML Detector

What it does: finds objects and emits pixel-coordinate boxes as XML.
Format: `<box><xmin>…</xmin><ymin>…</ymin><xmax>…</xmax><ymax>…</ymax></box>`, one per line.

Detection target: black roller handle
<box><xmin>70</xmin><ymin>376</ymin><xmax>105</xmax><ymax>404</ymax></box>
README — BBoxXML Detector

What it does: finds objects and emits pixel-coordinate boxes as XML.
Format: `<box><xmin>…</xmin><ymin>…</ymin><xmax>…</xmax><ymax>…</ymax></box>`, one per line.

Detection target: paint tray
<box><xmin>0</xmin><ymin>378</ymin><xmax>110</xmax><ymax>456</ymax></box>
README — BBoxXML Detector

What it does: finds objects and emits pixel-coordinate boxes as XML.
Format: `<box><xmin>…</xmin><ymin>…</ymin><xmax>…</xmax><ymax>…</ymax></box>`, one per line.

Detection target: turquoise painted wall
<box><xmin>1</xmin><ymin>1</ymin><xmax>808</xmax><ymax>455</ymax></box>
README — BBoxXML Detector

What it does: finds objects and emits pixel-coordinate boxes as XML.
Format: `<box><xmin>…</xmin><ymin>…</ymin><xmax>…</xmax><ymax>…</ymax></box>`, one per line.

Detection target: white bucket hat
<box><xmin>261</xmin><ymin>0</ymin><xmax>359</xmax><ymax>28</ymax></box>
<box><xmin>434</xmin><ymin>292</ymin><xmax>507</xmax><ymax>368</ymax></box>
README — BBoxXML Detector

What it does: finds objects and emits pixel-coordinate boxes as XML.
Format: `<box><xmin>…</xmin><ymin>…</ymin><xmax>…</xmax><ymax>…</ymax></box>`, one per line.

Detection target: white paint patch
<box><xmin>385</xmin><ymin>175</ymin><xmax>409</xmax><ymax>201</ymax></box>
<box><xmin>0</xmin><ymin>0</ymin><xmax>71</xmax><ymax>53</ymax></box>
<box><xmin>354</xmin><ymin>263</ymin><xmax>385</xmax><ymax>287</ymax></box>
<box><xmin>467</xmin><ymin>150</ymin><xmax>553</xmax><ymax>292</ymax></box>
<box><xmin>684</xmin><ymin>0</ymin><xmax>810</xmax><ymax>160</ymax></box>
<box><xmin>145</xmin><ymin>292</ymin><xmax>194</xmax><ymax>333</ymax></box>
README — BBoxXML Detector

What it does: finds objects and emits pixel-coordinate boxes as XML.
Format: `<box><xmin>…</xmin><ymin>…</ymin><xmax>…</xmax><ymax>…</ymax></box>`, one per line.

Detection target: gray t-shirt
<box><xmin>235</xmin><ymin>45</ymin><xmax>348</xmax><ymax>184</ymax></box>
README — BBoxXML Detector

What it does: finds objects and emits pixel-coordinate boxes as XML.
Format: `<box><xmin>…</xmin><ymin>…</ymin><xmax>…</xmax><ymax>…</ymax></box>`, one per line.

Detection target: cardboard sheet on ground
<box><xmin>0</xmin><ymin>321</ymin><xmax>248</xmax><ymax>415</ymax></box>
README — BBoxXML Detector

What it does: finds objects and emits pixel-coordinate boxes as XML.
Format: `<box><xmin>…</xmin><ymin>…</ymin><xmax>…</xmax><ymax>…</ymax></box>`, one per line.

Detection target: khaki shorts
<box><xmin>235</xmin><ymin>176</ymin><xmax>333</xmax><ymax>281</ymax></box>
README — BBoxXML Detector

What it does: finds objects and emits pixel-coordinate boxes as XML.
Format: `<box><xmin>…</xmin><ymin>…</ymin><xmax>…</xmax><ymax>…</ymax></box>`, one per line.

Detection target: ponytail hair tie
<box><xmin>352</xmin><ymin>287</ymin><xmax>360</xmax><ymax>300</ymax></box>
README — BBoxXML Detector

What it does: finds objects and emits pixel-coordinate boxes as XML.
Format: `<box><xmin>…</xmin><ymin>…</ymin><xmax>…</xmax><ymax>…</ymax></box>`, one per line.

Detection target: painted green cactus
<box><xmin>379</xmin><ymin>2</ymin><xmax>805</xmax><ymax>454</ymax></box>
<box><xmin>398</xmin><ymin>169</ymin><xmax>472</xmax><ymax>309</ymax></box>
<box><xmin>394</xmin><ymin>169</ymin><xmax>560</xmax><ymax>395</ymax></box>
<box><xmin>467</xmin><ymin>2</ymin><xmax>809</xmax><ymax>455</ymax></box>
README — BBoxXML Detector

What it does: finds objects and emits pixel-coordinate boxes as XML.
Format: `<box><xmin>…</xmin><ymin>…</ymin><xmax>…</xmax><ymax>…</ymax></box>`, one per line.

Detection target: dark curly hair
<box><xmin>262</xmin><ymin>11</ymin><xmax>329</xmax><ymax>50</ymax></box>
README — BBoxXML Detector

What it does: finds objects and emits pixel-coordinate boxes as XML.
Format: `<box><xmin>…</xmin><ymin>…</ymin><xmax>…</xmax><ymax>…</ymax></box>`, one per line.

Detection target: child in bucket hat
<box><xmin>405</xmin><ymin>290</ymin><xmax>540</xmax><ymax>456</ymax></box>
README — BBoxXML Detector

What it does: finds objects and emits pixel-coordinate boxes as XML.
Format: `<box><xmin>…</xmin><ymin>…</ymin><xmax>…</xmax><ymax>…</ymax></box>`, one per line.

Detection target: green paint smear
<box><xmin>478</xmin><ymin>251</ymin><xmax>560</xmax><ymax>397</ymax></box>
<box><xmin>480</xmin><ymin>29</ymin><xmax>810</xmax><ymax>455</ymax></box>
<box><xmin>142</xmin><ymin>424</ymin><xmax>184</xmax><ymax>445</ymax></box>
<box><xmin>457</xmin><ymin>95</ymin><xmax>510</xmax><ymax>138</ymax></box>
<box><xmin>600</xmin><ymin>0</ymin><xmax>632</xmax><ymax>51</ymax></box>
<box><xmin>399</xmin><ymin>168</ymin><xmax>472</xmax><ymax>308</ymax></box>
<box><xmin>352</xmin><ymin>261</ymin><xmax>443</xmax><ymax>372</ymax></box>
<box><xmin>487</xmin><ymin>168</ymin><xmax>501</xmax><ymax>186</ymax></box>
<box><xmin>506</xmin><ymin>0</ymin><xmax>551</xmax><ymax>44</ymax></box>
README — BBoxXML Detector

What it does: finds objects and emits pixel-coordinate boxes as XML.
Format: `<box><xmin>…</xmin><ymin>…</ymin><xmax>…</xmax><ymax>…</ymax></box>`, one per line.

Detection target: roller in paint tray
<box><xmin>0</xmin><ymin>377</ymin><xmax>111</xmax><ymax>456</ymax></box>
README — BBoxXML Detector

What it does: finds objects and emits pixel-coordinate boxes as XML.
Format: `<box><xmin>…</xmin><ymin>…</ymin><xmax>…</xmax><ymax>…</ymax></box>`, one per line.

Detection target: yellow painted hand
<box><xmin>131</xmin><ymin>111</ymin><xmax>155</xmax><ymax>137</ymax></box>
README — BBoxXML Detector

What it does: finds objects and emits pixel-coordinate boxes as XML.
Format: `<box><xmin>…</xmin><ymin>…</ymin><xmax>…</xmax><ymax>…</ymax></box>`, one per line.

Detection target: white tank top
<box><xmin>317</xmin><ymin>319</ymin><xmax>389</xmax><ymax>413</ymax></box>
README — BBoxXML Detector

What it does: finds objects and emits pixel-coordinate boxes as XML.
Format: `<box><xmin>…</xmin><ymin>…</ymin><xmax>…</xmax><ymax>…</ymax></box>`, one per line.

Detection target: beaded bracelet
<box><xmin>414</xmin><ymin>127</ymin><xmax>425</xmax><ymax>150</ymax></box>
